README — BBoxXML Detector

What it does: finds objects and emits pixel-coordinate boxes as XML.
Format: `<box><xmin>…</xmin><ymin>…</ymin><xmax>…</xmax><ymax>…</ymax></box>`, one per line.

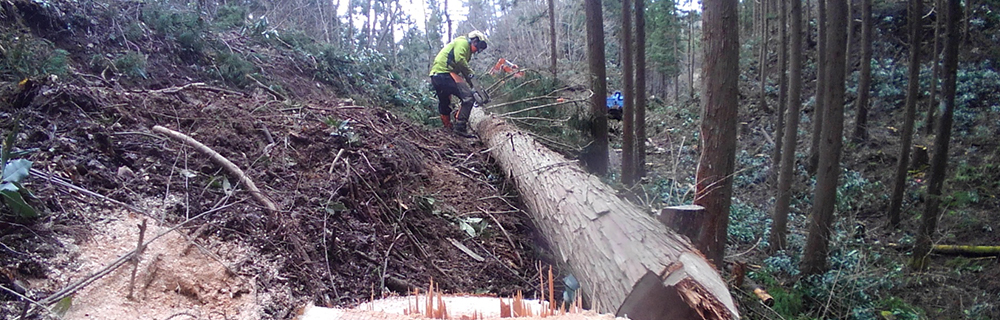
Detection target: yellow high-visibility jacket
<box><xmin>429</xmin><ymin>36</ymin><xmax>473</xmax><ymax>76</ymax></box>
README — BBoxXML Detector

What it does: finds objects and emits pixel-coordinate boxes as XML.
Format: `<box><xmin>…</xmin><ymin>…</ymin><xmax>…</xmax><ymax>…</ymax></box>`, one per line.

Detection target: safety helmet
<box><xmin>468</xmin><ymin>31</ymin><xmax>489</xmax><ymax>51</ymax></box>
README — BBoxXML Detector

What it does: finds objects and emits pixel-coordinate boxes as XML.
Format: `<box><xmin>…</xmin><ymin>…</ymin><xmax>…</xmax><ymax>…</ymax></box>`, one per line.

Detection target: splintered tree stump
<box><xmin>469</xmin><ymin>108</ymin><xmax>739</xmax><ymax>320</ymax></box>
<box><xmin>658</xmin><ymin>205</ymin><xmax>707</xmax><ymax>243</ymax></box>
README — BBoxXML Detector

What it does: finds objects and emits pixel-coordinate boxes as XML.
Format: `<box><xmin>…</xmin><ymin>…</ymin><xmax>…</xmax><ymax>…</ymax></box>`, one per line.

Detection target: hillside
<box><xmin>2</xmin><ymin>0</ymin><xmax>1000</xmax><ymax>318</ymax></box>
<box><xmin>0</xmin><ymin>0</ymin><xmax>553</xmax><ymax>318</ymax></box>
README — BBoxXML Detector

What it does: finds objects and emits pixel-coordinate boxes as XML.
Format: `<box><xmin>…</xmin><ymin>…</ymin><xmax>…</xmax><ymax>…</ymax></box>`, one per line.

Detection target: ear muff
<box><xmin>474</xmin><ymin>39</ymin><xmax>487</xmax><ymax>51</ymax></box>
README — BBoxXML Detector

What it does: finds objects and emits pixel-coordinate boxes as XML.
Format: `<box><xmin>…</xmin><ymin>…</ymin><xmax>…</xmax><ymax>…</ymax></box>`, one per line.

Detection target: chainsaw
<box><xmin>467</xmin><ymin>76</ymin><xmax>490</xmax><ymax>107</ymax></box>
<box><xmin>449</xmin><ymin>72</ymin><xmax>490</xmax><ymax>107</ymax></box>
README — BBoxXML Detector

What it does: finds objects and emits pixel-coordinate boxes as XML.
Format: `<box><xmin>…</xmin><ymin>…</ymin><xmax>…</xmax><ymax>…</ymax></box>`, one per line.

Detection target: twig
<box><xmin>819</xmin><ymin>269</ymin><xmax>843</xmax><ymax>319</ymax></box>
<box><xmin>144</xmin><ymin>82</ymin><xmax>207</xmax><ymax>94</ymax></box>
<box><xmin>379</xmin><ymin>233</ymin><xmax>404</xmax><ymax>297</ymax></box>
<box><xmin>479</xmin><ymin>207</ymin><xmax>523</xmax><ymax>266</ymax></box>
<box><xmin>484</xmin><ymin>95</ymin><xmax>558</xmax><ymax>111</ymax></box>
<box><xmin>329</xmin><ymin>149</ymin><xmax>345</xmax><ymax>174</ymax></box>
<box><xmin>127</xmin><ymin>219</ymin><xmax>148</xmax><ymax>300</ymax></box>
<box><xmin>726</xmin><ymin>237</ymin><xmax>763</xmax><ymax>259</ymax></box>
<box><xmin>30</xmin><ymin>168</ymin><xmax>155</xmax><ymax>218</ymax></box>
<box><xmin>507</xmin><ymin>116</ymin><xmax>572</xmax><ymax>122</ymax></box>
<box><xmin>498</xmin><ymin>98</ymin><xmax>589</xmax><ymax>118</ymax></box>
<box><xmin>152</xmin><ymin>125</ymin><xmax>278</xmax><ymax>212</ymax></box>
<box><xmin>37</xmin><ymin>203</ymin><xmax>235</xmax><ymax>306</ymax></box>
<box><xmin>0</xmin><ymin>285</ymin><xmax>63</xmax><ymax>319</ymax></box>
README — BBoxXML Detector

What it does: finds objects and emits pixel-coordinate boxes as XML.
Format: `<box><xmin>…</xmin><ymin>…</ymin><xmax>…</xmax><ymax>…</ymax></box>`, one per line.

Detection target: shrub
<box><xmin>214</xmin><ymin>4</ymin><xmax>248</xmax><ymax>29</ymax></box>
<box><xmin>142</xmin><ymin>7</ymin><xmax>208</xmax><ymax>63</ymax></box>
<box><xmin>214</xmin><ymin>51</ymin><xmax>256</xmax><ymax>88</ymax></box>
<box><xmin>114</xmin><ymin>51</ymin><xmax>148</xmax><ymax>79</ymax></box>
<box><xmin>0</xmin><ymin>35</ymin><xmax>69</xmax><ymax>80</ymax></box>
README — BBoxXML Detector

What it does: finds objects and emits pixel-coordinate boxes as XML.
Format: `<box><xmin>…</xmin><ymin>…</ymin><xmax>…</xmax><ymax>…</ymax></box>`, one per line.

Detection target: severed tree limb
<box><xmin>152</xmin><ymin>125</ymin><xmax>278</xmax><ymax>212</ymax></box>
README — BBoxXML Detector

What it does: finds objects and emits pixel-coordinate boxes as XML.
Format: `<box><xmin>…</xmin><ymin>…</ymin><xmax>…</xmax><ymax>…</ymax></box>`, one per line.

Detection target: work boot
<box><xmin>440</xmin><ymin>114</ymin><xmax>452</xmax><ymax>129</ymax></box>
<box><xmin>452</xmin><ymin>121</ymin><xmax>474</xmax><ymax>138</ymax></box>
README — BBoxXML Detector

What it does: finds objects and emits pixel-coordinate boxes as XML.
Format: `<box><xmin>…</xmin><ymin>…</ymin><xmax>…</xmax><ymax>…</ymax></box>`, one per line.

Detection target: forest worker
<box><xmin>429</xmin><ymin>30</ymin><xmax>489</xmax><ymax>137</ymax></box>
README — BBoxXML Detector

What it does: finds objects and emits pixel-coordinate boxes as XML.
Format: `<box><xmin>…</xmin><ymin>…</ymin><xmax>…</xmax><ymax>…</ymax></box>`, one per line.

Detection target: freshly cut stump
<box><xmin>467</xmin><ymin>108</ymin><xmax>739</xmax><ymax>320</ymax></box>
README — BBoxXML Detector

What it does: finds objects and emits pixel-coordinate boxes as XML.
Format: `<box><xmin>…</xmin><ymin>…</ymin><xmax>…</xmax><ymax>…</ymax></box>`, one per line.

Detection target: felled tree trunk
<box><xmin>469</xmin><ymin>108</ymin><xmax>739</xmax><ymax>320</ymax></box>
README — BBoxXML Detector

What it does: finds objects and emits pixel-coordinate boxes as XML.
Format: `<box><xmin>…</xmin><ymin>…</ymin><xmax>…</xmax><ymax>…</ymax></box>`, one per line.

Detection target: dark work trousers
<box><xmin>430</xmin><ymin>73</ymin><xmax>474</xmax><ymax>122</ymax></box>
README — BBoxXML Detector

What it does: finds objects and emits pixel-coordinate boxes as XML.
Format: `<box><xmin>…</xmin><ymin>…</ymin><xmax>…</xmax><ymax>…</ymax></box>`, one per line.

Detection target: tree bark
<box><xmin>852</xmin><ymin>0</ymin><xmax>873</xmax><ymax>141</ymax></box>
<box><xmin>808</xmin><ymin>0</ymin><xmax>828</xmax><ymax>175</ymax></box>
<box><xmin>912</xmin><ymin>0</ymin><xmax>961</xmax><ymax>271</ymax></box>
<box><xmin>888</xmin><ymin>0</ymin><xmax>923</xmax><ymax>228</ymax></box>
<box><xmin>688</xmin><ymin>14</ymin><xmax>695</xmax><ymax>100</ymax></box>
<box><xmin>622</xmin><ymin>0</ymin><xmax>637</xmax><ymax>185</ymax></box>
<box><xmin>468</xmin><ymin>108</ymin><xmax>739</xmax><ymax>320</ymax></box>
<box><xmin>759</xmin><ymin>0</ymin><xmax>770</xmax><ymax>114</ymax></box>
<box><xmin>801</xmin><ymin>0</ymin><xmax>848</xmax><ymax>276</ymax></box>
<box><xmin>924</xmin><ymin>0</ymin><xmax>943</xmax><ymax>134</ymax></box>
<box><xmin>583</xmin><ymin>0</ymin><xmax>609</xmax><ymax>174</ymax></box>
<box><xmin>635</xmin><ymin>0</ymin><xmax>648</xmax><ymax>179</ymax></box>
<box><xmin>770</xmin><ymin>0</ymin><xmax>803</xmax><ymax>253</ymax></box>
<box><xmin>549</xmin><ymin>0</ymin><xmax>558</xmax><ymax>79</ymax></box>
<box><xmin>696</xmin><ymin>0</ymin><xmax>740</xmax><ymax>267</ymax></box>
<box><xmin>772</xmin><ymin>0</ymin><xmax>788</xmax><ymax>179</ymax></box>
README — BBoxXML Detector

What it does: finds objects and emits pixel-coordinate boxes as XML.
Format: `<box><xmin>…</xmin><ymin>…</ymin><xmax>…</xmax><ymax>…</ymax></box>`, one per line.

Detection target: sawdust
<box><xmin>36</xmin><ymin>197</ymin><xmax>261</xmax><ymax>319</ymax></box>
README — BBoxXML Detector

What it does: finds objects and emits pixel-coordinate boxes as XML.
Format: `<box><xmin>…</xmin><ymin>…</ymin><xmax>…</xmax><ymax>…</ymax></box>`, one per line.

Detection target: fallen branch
<box><xmin>152</xmin><ymin>125</ymin><xmax>278</xmax><ymax>212</ymax></box>
<box><xmin>31</xmin><ymin>168</ymin><xmax>155</xmax><ymax>218</ymax></box>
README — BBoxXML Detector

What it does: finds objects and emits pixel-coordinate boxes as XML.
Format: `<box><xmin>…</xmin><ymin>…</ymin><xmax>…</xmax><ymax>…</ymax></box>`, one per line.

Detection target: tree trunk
<box><xmin>888</xmin><ymin>0</ymin><xmax>923</xmax><ymax>228</ymax></box>
<box><xmin>622</xmin><ymin>0</ymin><xmax>637</xmax><ymax>185</ymax></box>
<box><xmin>773</xmin><ymin>0</ymin><xmax>788</xmax><ymax>179</ymax></box>
<box><xmin>468</xmin><ymin>108</ymin><xmax>739</xmax><ymax>320</ymax></box>
<box><xmin>635</xmin><ymin>0</ymin><xmax>648</xmax><ymax>178</ymax></box>
<box><xmin>674</xmin><ymin>28</ymin><xmax>680</xmax><ymax>103</ymax></box>
<box><xmin>924</xmin><ymin>0</ymin><xmax>942</xmax><ymax>134</ymax></box>
<box><xmin>770</xmin><ymin>0</ymin><xmax>804</xmax><ymax>253</ymax></box>
<box><xmin>689</xmin><ymin>14</ymin><xmax>695</xmax><ymax>100</ymax></box>
<box><xmin>808</xmin><ymin>0</ymin><xmax>828</xmax><ymax>175</ymax></box>
<box><xmin>801</xmin><ymin>0</ymin><xmax>848</xmax><ymax>276</ymax></box>
<box><xmin>583</xmin><ymin>0</ymin><xmax>609</xmax><ymax>174</ymax></box>
<box><xmin>759</xmin><ymin>0</ymin><xmax>770</xmax><ymax>113</ymax></box>
<box><xmin>549</xmin><ymin>0</ymin><xmax>558</xmax><ymax>79</ymax></box>
<box><xmin>445</xmin><ymin>0</ymin><xmax>452</xmax><ymax>41</ymax></box>
<box><xmin>852</xmin><ymin>0</ymin><xmax>873</xmax><ymax>141</ymax></box>
<box><xmin>696</xmin><ymin>0</ymin><xmax>740</xmax><ymax>267</ymax></box>
<box><xmin>912</xmin><ymin>0</ymin><xmax>961</xmax><ymax>271</ymax></box>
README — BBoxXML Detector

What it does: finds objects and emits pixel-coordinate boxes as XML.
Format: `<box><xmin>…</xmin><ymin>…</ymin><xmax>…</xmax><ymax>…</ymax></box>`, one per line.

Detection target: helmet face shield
<box><xmin>476</xmin><ymin>40</ymin><xmax>487</xmax><ymax>51</ymax></box>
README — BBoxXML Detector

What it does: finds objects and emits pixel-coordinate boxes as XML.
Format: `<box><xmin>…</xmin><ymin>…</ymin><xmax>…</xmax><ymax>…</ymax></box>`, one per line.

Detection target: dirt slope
<box><xmin>1</xmin><ymin>60</ymin><xmax>548</xmax><ymax>320</ymax></box>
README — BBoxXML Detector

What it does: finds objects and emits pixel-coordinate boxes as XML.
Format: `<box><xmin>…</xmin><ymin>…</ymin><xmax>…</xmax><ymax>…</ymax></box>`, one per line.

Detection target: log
<box><xmin>469</xmin><ymin>108</ymin><xmax>739</xmax><ymax>320</ymax></box>
<box><xmin>931</xmin><ymin>244</ymin><xmax>1000</xmax><ymax>256</ymax></box>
